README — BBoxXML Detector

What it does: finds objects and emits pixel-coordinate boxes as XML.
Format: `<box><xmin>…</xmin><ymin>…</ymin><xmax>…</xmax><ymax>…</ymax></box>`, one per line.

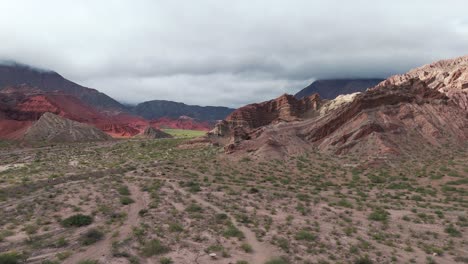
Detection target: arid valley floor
<box><xmin>0</xmin><ymin>136</ymin><xmax>466</xmax><ymax>264</ymax></box>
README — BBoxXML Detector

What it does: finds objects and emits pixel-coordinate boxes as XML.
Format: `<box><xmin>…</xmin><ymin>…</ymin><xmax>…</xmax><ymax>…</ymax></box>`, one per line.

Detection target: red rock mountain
<box><xmin>209</xmin><ymin>56</ymin><xmax>468</xmax><ymax>159</ymax></box>
<box><xmin>376</xmin><ymin>56</ymin><xmax>468</xmax><ymax>111</ymax></box>
<box><xmin>0</xmin><ymin>63</ymin><xmax>226</xmax><ymax>137</ymax></box>
<box><xmin>0</xmin><ymin>62</ymin><xmax>125</xmax><ymax>113</ymax></box>
<box><xmin>0</xmin><ymin>85</ymin><xmax>147</xmax><ymax>139</ymax></box>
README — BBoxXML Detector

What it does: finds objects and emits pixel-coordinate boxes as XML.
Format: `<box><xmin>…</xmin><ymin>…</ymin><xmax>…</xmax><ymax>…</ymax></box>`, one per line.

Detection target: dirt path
<box><xmin>63</xmin><ymin>181</ymin><xmax>148</xmax><ymax>264</ymax></box>
<box><xmin>169</xmin><ymin>182</ymin><xmax>277</xmax><ymax>264</ymax></box>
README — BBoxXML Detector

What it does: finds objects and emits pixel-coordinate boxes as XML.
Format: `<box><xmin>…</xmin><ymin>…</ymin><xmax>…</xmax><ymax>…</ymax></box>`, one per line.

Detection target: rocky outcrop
<box><xmin>295</xmin><ymin>79</ymin><xmax>384</xmax><ymax>99</ymax></box>
<box><xmin>23</xmin><ymin>112</ymin><xmax>112</xmax><ymax>142</ymax></box>
<box><xmin>215</xmin><ymin>93</ymin><xmax>321</xmax><ymax>132</ymax></box>
<box><xmin>211</xmin><ymin>56</ymin><xmax>468</xmax><ymax>159</ymax></box>
<box><xmin>376</xmin><ymin>55</ymin><xmax>468</xmax><ymax>111</ymax></box>
<box><xmin>138</xmin><ymin>126</ymin><xmax>173</xmax><ymax>139</ymax></box>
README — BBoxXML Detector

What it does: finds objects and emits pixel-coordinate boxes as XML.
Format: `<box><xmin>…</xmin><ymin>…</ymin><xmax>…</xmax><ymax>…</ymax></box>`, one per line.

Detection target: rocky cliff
<box><xmin>376</xmin><ymin>55</ymin><xmax>468</xmax><ymax>111</ymax></box>
<box><xmin>210</xmin><ymin>56</ymin><xmax>468</xmax><ymax>159</ymax></box>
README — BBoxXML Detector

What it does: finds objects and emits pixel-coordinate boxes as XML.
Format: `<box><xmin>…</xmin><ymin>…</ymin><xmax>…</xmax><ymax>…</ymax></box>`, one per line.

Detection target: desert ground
<box><xmin>0</xmin><ymin>135</ymin><xmax>466</xmax><ymax>264</ymax></box>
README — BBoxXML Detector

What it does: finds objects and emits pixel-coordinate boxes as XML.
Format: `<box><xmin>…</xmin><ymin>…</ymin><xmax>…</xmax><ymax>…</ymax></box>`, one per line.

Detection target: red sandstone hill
<box><xmin>0</xmin><ymin>62</ymin><xmax>233</xmax><ymax>132</ymax></box>
<box><xmin>208</xmin><ymin>55</ymin><xmax>468</xmax><ymax>159</ymax></box>
<box><xmin>0</xmin><ymin>85</ymin><xmax>148</xmax><ymax>139</ymax></box>
<box><xmin>0</xmin><ymin>85</ymin><xmax>214</xmax><ymax>140</ymax></box>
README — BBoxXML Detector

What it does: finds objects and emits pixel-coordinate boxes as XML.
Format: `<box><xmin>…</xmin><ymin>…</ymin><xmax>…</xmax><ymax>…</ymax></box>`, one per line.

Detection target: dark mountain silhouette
<box><xmin>133</xmin><ymin>100</ymin><xmax>234</xmax><ymax>121</ymax></box>
<box><xmin>295</xmin><ymin>79</ymin><xmax>384</xmax><ymax>99</ymax></box>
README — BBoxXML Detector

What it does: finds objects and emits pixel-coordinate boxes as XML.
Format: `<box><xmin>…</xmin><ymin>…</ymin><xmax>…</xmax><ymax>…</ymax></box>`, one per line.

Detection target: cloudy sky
<box><xmin>1</xmin><ymin>0</ymin><xmax>467</xmax><ymax>107</ymax></box>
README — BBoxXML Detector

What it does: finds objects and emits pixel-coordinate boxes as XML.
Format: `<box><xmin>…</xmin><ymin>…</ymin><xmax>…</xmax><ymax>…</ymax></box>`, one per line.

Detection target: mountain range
<box><xmin>294</xmin><ymin>78</ymin><xmax>384</xmax><ymax>99</ymax></box>
<box><xmin>206</xmin><ymin>55</ymin><xmax>468</xmax><ymax>160</ymax></box>
<box><xmin>0</xmin><ymin>61</ymin><xmax>392</xmax><ymax>142</ymax></box>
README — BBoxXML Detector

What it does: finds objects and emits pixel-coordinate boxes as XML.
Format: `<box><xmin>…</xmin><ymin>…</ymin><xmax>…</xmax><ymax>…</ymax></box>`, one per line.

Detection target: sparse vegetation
<box><xmin>61</xmin><ymin>214</ymin><xmax>93</xmax><ymax>227</ymax></box>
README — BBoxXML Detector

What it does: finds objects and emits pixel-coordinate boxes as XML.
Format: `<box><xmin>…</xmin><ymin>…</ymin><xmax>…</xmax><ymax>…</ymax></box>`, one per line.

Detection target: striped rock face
<box><xmin>209</xmin><ymin>56</ymin><xmax>468</xmax><ymax>160</ymax></box>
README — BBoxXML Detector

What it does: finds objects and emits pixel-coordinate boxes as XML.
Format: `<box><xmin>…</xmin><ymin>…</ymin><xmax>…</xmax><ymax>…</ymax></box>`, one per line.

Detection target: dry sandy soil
<box><xmin>0</xmin><ymin>138</ymin><xmax>466</xmax><ymax>264</ymax></box>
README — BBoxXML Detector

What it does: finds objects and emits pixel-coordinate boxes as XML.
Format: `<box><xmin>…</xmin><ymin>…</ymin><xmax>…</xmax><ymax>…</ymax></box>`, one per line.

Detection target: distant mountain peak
<box><xmin>0</xmin><ymin>60</ymin><xmax>54</xmax><ymax>73</ymax></box>
<box><xmin>295</xmin><ymin>78</ymin><xmax>384</xmax><ymax>100</ymax></box>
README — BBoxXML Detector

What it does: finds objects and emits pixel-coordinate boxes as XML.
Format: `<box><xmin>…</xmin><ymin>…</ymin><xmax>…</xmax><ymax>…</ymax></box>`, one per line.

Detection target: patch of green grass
<box><xmin>161</xmin><ymin>129</ymin><xmax>206</xmax><ymax>138</ymax></box>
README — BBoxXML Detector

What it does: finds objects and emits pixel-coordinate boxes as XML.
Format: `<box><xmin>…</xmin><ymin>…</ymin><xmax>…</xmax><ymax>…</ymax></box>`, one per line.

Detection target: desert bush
<box><xmin>0</xmin><ymin>251</ymin><xmax>25</xmax><ymax>264</ymax></box>
<box><xmin>445</xmin><ymin>224</ymin><xmax>461</xmax><ymax>237</ymax></box>
<box><xmin>159</xmin><ymin>257</ymin><xmax>173</xmax><ymax>264</ymax></box>
<box><xmin>120</xmin><ymin>196</ymin><xmax>135</xmax><ymax>205</ymax></box>
<box><xmin>141</xmin><ymin>239</ymin><xmax>170</xmax><ymax>257</ymax></box>
<box><xmin>117</xmin><ymin>186</ymin><xmax>130</xmax><ymax>195</ymax></box>
<box><xmin>295</xmin><ymin>230</ymin><xmax>316</xmax><ymax>241</ymax></box>
<box><xmin>168</xmin><ymin>223</ymin><xmax>184</xmax><ymax>232</ymax></box>
<box><xmin>354</xmin><ymin>255</ymin><xmax>373</xmax><ymax>264</ymax></box>
<box><xmin>240</xmin><ymin>243</ymin><xmax>253</xmax><ymax>253</ymax></box>
<box><xmin>223</xmin><ymin>224</ymin><xmax>244</xmax><ymax>239</ymax></box>
<box><xmin>80</xmin><ymin>228</ymin><xmax>104</xmax><ymax>245</ymax></box>
<box><xmin>77</xmin><ymin>260</ymin><xmax>99</xmax><ymax>264</ymax></box>
<box><xmin>61</xmin><ymin>214</ymin><xmax>93</xmax><ymax>227</ymax></box>
<box><xmin>368</xmin><ymin>208</ymin><xmax>390</xmax><ymax>222</ymax></box>
<box><xmin>185</xmin><ymin>203</ymin><xmax>203</xmax><ymax>213</ymax></box>
<box><xmin>264</xmin><ymin>257</ymin><xmax>289</xmax><ymax>264</ymax></box>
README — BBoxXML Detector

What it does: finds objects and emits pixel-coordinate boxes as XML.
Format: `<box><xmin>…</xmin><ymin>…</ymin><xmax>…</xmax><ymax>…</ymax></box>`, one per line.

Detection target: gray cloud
<box><xmin>1</xmin><ymin>0</ymin><xmax>467</xmax><ymax>107</ymax></box>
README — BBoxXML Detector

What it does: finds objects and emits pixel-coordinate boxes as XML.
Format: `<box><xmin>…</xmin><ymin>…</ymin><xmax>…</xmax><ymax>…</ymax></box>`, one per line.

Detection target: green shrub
<box><xmin>0</xmin><ymin>252</ymin><xmax>25</xmax><ymax>264</ymax></box>
<box><xmin>354</xmin><ymin>255</ymin><xmax>373</xmax><ymax>264</ymax></box>
<box><xmin>55</xmin><ymin>236</ymin><xmax>68</xmax><ymax>247</ymax></box>
<box><xmin>445</xmin><ymin>224</ymin><xmax>461</xmax><ymax>237</ymax></box>
<box><xmin>223</xmin><ymin>224</ymin><xmax>244</xmax><ymax>239</ymax></box>
<box><xmin>80</xmin><ymin>229</ymin><xmax>104</xmax><ymax>245</ymax></box>
<box><xmin>141</xmin><ymin>239</ymin><xmax>170</xmax><ymax>257</ymax></box>
<box><xmin>168</xmin><ymin>223</ymin><xmax>184</xmax><ymax>232</ymax></box>
<box><xmin>120</xmin><ymin>196</ymin><xmax>135</xmax><ymax>205</ymax></box>
<box><xmin>41</xmin><ymin>260</ymin><xmax>60</xmax><ymax>264</ymax></box>
<box><xmin>160</xmin><ymin>257</ymin><xmax>173</xmax><ymax>264</ymax></box>
<box><xmin>61</xmin><ymin>214</ymin><xmax>93</xmax><ymax>227</ymax></box>
<box><xmin>264</xmin><ymin>257</ymin><xmax>289</xmax><ymax>264</ymax></box>
<box><xmin>77</xmin><ymin>260</ymin><xmax>99</xmax><ymax>264</ymax></box>
<box><xmin>117</xmin><ymin>186</ymin><xmax>130</xmax><ymax>195</ymax></box>
<box><xmin>185</xmin><ymin>203</ymin><xmax>203</xmax><ymax>213</ymax></box>
<box><xmin>295</xmin><ymin>230</ymin><xmax>316</xmax><ymax>241</ymax></box>
<box><xmin>240</xmin><ymin>243</ymin><xmax>253</xmax><ymax>253</ymax></box>
<box><xmin>368</xmin><ymin>208</ymin><xmax>390</xmax><ymax>222</ymax></box>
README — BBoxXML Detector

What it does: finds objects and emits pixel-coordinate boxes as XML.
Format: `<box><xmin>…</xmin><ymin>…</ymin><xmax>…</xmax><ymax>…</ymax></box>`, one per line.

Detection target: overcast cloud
<box><xmin>0</xmin><ymin>0</ymin><xmax>467</xmax><ymax>107</ymax></box>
